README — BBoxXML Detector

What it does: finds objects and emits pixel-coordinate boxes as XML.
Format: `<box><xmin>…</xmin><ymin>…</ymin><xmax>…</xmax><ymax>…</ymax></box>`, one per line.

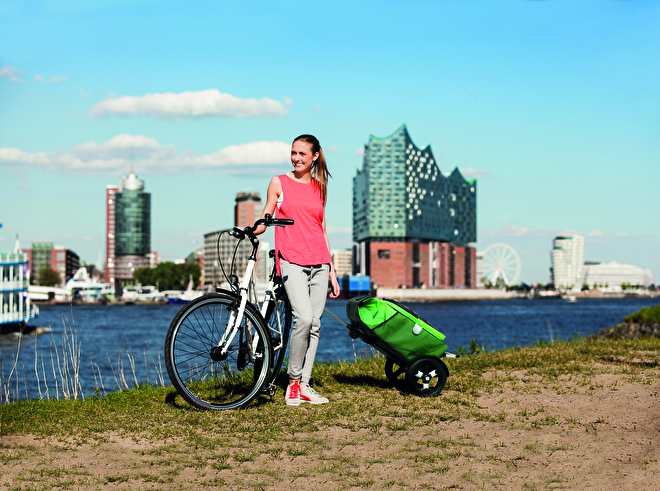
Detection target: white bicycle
<box><xmin>164</xmin><ymin>214</ymin><xmax>293</xmax><ymax>410</ymax></box>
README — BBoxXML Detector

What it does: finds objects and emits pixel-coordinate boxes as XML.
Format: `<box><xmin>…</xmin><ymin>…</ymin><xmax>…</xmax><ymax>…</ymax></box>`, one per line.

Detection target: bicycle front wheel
<box><xmin>165</xmin><ymin>293</ymin><xmax>273</xmax><ymax>410</ymax></box>
<box><xmin>264</xmin><ymin>287</ymin><xmax>292</xmax><ymax>386</ymax></box>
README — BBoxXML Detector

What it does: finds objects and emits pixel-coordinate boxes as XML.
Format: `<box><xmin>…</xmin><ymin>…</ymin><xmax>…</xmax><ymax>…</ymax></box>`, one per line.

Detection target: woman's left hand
<box><xmin>329</xmin><ymin>270</ymin><xmax>340</xmax><ymax>299</ymax></box>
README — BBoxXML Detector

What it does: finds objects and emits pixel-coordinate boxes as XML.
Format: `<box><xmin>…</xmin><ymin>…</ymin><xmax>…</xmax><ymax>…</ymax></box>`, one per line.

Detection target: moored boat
<box><xmin>122</xmin><ymin>285</ymin><xmax>165</xmax><ymax>303</ymax></box>
<box><xmin>1</xmin><ymin>237</ymin><xmax>39</xmax><ymax>332</ymax></box>
<box><xmin>165</xmin><ymin>276</ymin><xmax>204</xmax><ymax>304</ymax></box>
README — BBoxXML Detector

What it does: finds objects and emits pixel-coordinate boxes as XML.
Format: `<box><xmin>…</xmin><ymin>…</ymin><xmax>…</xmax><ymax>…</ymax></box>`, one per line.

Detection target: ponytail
<box><xmin>293</xmin><ymin>134</ymin><xmax>332</xmax><ymax>203</ymax></box>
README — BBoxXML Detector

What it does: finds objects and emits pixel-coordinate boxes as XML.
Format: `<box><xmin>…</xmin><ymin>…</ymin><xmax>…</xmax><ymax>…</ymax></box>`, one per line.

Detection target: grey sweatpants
<box><xmin>280</xmin><ymin>258</ymin><xmax>330</xmax><ymax>384</ymax></box>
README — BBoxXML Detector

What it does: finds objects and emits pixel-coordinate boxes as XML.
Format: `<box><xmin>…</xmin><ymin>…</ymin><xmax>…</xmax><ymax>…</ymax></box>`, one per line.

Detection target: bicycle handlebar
<box><xmin>228</xmin><ymin>214</ymin><xmax>294</xmax><ymax>241</ymax></box>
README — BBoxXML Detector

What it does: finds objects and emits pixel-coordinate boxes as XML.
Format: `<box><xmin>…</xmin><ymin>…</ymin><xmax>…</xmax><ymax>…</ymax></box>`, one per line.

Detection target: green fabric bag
<box><xmin>347</xmin><ymin>297</ymin><xmax>448</xmax><ymax>361</ymax></box>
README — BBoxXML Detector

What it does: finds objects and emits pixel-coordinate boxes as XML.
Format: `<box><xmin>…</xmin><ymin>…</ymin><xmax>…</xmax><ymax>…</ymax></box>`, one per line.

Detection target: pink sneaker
<box><xmin>285</xmin><ymin>381</ymin><xmax>301</xmax><ymax>406</ymax></box>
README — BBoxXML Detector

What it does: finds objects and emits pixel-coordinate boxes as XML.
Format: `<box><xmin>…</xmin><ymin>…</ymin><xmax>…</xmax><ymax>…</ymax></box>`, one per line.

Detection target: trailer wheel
<box><xmin>405</xmin><ymin>357</ymin><xmax>448</xmax><ymax>397</ymax></box>
<box><xmin>384</xmin><ymin>359</ymin><xmax>406</xmax><ymax>385</ymax></box>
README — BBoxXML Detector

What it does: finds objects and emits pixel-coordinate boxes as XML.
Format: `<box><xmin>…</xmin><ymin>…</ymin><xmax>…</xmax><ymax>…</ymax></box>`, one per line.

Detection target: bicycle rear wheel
<box><xmin>165</xmin><ymin>293</ymin><xmax>272</xmax><ymax>410</ymax></box>
<box><xmin>264</xmin><ymin>286</ymin><xmax>292</xmax><ymax>387</ymax></box>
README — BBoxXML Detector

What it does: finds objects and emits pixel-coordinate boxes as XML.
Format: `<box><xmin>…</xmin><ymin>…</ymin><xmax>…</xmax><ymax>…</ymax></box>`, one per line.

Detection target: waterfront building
<box><xmin>24</xmin><ymin>242</ymin><xmax>80</xmax><ymax>286</ymax></box>
<box><xmin>583</xmin><ymin>261</ymin><xmax>655</xmax><ymax>291</ymax></box>
<box><xmin>476</xmin><ymin>252</ymin><xmax>485</xmax><ymax>288</ymax></box>
<box><xmin>352</xmin><ymin>124</ymin><xmax>477</xmax><ymax>288</ymax></box>
<box><xmin>148</xmin><ymin>251</ymin><xmax>161</xmax><ymax>269</ymax></box>
<box><xmin>186</xmin><ymin>247</ymin><xmax>204</xmax><ymax>275</ymax></box>
<box><xmin>202</xmin><ymin>231</ymin><xmax>270</xmax><ymax>289</ymax></box>
<box><xmin>551</xmin><ymin>235</ymin><xmax>585</xmax><ymax>290</ymax></box>
<box><xmin>203</xmin><ymin>192</ymin><xmax>268</xmax><ymax>289</ymax></box>
<box><xmin>331</xmin><ymin>249</ymin><xmax>352</xmax><ymax>278</ymax></box>
<box><xmin>106</xmin><ymin>171</ymin><xmax>151</xmax><ymax>288</ymax></box>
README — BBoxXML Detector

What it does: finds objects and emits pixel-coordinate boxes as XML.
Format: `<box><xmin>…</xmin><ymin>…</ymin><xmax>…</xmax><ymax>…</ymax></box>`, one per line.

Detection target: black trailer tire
<box><xmin>384</xmin><ymin>358</ymin><xmax>406</xmax><ymax>385</ymax></box>
<box><xmin>405</xmin><ymin>357</ymin><xmax>448</xmax><ymax>397</ymax></box>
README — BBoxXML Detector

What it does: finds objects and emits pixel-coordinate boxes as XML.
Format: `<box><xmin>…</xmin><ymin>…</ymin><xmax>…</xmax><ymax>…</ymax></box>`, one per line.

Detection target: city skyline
<box><xmin>1</xmin><ymin>1</ymin><xmax>658</xmax><ymax>284</ymax></box>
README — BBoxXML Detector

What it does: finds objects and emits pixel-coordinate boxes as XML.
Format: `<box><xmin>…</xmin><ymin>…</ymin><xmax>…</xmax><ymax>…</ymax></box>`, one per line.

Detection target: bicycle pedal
<box><xmin>262</xmin><ymin>383</ymin><xmax>277</xmax><ymax>397</ymax></box>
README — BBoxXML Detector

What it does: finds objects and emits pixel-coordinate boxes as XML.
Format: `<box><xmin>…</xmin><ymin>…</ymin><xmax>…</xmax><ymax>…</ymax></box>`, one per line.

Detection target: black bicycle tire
<box><xmin>264</xmin><ymin>287</ymin><xmax>292</xmax><ymax>386</ymax></box>
<box><xmin>164</xmin><ymin>293</ymin><xmax>273</xmax><ymax>410</ymax></box>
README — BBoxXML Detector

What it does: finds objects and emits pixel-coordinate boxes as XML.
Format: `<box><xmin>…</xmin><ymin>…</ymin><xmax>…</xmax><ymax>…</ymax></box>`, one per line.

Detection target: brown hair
<box><xmin>293</xmin><ymin>134</ymin><xmax>332</xmax><ymax>203</ymax></box>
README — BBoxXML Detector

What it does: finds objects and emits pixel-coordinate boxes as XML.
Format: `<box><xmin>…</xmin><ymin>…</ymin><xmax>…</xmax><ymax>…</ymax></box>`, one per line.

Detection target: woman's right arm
<box><xmin>253</xmin><ymin>176</ymin><xmax>282</xmax><ymax>235</ymax></box>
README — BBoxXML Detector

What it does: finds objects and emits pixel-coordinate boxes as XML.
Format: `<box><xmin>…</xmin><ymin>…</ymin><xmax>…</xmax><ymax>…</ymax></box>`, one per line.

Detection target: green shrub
<box><xmin>624</xmin><ymin>304</ymin><xmax>660</xmax><ymax>325</ymax></box>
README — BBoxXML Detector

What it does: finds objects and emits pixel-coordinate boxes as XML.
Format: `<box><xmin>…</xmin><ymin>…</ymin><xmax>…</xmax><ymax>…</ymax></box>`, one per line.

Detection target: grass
<box><xmin>624</xmin><ymin>304</ymin><xmax>660</xmax><ymax>324</ymax></box>
<box><xmin>0</xmin><ymin>336</ymin><xmax>659</xmax><ymax>489</ymax></box>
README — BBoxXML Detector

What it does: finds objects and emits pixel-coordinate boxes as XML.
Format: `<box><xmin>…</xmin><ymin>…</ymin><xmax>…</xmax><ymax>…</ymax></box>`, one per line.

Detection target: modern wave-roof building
<box><xmin>353</xmin><ymin>124</ymin><xmax>477</xmax><ymax>288</ymax></box>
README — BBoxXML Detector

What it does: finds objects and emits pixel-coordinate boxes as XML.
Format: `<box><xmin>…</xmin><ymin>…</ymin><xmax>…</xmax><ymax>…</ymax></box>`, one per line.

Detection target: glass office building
<box><xmin>353</xmin><ymin>124</ymin><xmax>476</xmax><ymax>244</ymax></box>
<box><xmin>111</xmin><ymin>171</ymin><xmax>151</xmax><ymax>285</ymax></box>
<box><xmin>352</xmin><ymin>125</ymin><xmax>477</xmax><ymax>288</ymax></box>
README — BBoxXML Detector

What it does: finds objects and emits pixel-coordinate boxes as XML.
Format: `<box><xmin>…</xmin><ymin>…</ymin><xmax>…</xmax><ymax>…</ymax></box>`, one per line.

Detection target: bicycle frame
<box><xmin>215</xmin><ymin>257</ymin><xmax>258</xmax><ymax>357</ymax></box>
<box><xmin>215</xmin><ymin>215</ymin><xmax>292</xmax><ymax>360</ymax></box>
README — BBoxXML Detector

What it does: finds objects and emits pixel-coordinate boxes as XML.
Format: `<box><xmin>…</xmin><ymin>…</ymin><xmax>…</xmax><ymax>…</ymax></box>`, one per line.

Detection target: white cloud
<box><xmin>480</xmin><ymin>224</ymin><xmax>559</xmax><ymax>238</ymax></box>
<box><xmin>0</xmin><ymin>135</ymin><xmax>290</xmax><ymax>176</ymax></box>
<box><xmin>88</xmin><ymin>89</ymin><xmax>289</xmax><ymax>119</ymax></box>
<box><xmin>354</xmin><ymin>148</ymin><xmax>365</xmax><ymax>157</ymax></box>
<box><xmin>283</xmin><ymin>97</ymin><xmax>294</xmax><ymax>106</ymax></box>
<box><xmin>587</xmin><ymin>231</ymin><xmax>604</xmax><ymax>237</ymax></box>
<box><xmin>34</xmin><ymin>74</ymin><xmax>68</xmax><ymax>83</ymax></box>
<box><xmin>614</xmin><ymin>232</ymin><xmax>629</xmax><ymax>237</ymax></box>
<box><xmin>460</xmin><ymin>167</ymin><xmax>488</xmax><ymax>179</ymax></box>
<box><xmin>327</xmin><ymin>226</ymin><xmax>352</xmax><ymax>235</ymax></box>
<box><xmin>1</xmin><ymin>66</ymin><xmax>24</xmax><ymax>82</ymax></box>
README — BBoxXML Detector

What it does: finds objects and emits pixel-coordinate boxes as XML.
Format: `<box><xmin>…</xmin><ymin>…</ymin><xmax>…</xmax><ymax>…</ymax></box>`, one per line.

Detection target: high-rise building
<box><xmin>105</xmin><ymin>185</ymin><xmax>119</xmax><ymax>284</ymax></box>
<box><xmin>352</xmin><ymin>124</ymin><xmax>477</xmax><ymax>288</ymax></box>
<box><xmin>106</xmin><ymin>171</ymin><xmax>151</xmax><ymax>287</ymax></box>
<box><xmin>551</xmin><ymin>235</ymin><xmax>585</xmax><ymax>290</ymax></box>
<box><xmin>235</xmin><ymin>191</ymin><xmax>262</xmax><ymax>229</ymax></box>
<box><xmin>25</xmin><ymin>242</ymin><xmax>80</xmax><ymax>286</ymax></box>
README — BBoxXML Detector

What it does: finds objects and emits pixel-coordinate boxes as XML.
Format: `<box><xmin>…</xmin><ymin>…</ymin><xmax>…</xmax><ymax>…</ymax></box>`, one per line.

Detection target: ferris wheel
<box><xmin>481</xmin><ymin>243</ymin><xmax>522</xmax><ymax>286</ymax></box>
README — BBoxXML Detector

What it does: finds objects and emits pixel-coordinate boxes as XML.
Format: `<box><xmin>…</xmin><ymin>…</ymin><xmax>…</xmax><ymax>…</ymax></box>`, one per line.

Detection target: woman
<box><xmin>258</xmin><ymin>134</ymin><xmax>340</xmax><ymax>406</ymax></box>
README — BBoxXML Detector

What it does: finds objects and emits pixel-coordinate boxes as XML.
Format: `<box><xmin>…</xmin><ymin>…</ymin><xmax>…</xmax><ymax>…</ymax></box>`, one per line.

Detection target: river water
<box><xmin>1</xmin><ymin>296</ymin><xmax>657</xmax><ymax>402</ymax></box>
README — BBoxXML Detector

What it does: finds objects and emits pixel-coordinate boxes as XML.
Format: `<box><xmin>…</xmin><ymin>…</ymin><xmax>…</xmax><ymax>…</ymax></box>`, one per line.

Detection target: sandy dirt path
<box><xmin>2</xmin><ymin>363</ymin><xmax>659</xmax><ymax>490</ymax></box>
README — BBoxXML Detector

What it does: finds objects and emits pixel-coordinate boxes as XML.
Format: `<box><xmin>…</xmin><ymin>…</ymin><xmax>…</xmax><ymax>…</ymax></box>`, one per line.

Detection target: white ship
<box><xmin>28</xmin><ymin>267</ymin><xmax>115</xmax><ymax>303</ymax></box>
<box><xmin>1</xmin><ymin>237</ymin><xmax>39</xmax><ymax>332</ymax></box>
<box><xmin>121</xmin><ymin>285</ymin><xmax>165</xmax><ymax>303</ymax></box>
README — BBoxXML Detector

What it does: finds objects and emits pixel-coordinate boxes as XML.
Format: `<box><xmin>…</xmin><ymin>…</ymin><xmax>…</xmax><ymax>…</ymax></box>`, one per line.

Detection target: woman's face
<box><xmin>291</xmin><ymin>140</ymin><xmax>319</xmax><ymax>175</ymax></box>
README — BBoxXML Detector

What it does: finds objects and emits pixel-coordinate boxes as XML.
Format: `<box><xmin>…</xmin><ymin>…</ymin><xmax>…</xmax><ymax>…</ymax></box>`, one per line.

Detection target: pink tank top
<box><xmin>274</xmin><ymin>174</ymin><xmax>332</xmax><ymax>272</ymax></box>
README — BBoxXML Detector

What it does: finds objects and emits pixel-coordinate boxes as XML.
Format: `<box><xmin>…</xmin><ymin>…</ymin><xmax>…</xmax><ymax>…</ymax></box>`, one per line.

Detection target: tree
<box><xmin>134</xmin><ymin>261</ymin><xmax>201</xmax><ymax>291</ymax></box>
<box><xmin>39</xmin><ymin>266</ymin><xmax>61</xmax><ymax>287</ymax></box>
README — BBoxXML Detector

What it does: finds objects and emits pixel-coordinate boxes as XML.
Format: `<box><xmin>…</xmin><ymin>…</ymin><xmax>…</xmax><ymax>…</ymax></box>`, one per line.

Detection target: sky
<box><xmin>1</xmin><ymin>0</ymin><xmax>658</xmax><ymax>285</ymax></box>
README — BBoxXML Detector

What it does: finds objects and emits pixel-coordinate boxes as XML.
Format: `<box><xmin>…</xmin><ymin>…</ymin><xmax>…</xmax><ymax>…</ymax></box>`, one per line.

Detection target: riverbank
<box><xmin>377</xmin><ymin>287</ymin><xmax>517</xmax><ymax>302</ymax></box>
<box><xmin>377</xmin><ymin>287</ymin><xmax>659</xmax><ymax>303</ymax></box>
<box><xmin>29</xmin><ymin>289</ymin><xmax>658</xmax><ymax>306</ymax></box>
<box><xmin>1</xmin><ymin>337</ymin><xmax>658</xmax><ymax>490</ymax></box>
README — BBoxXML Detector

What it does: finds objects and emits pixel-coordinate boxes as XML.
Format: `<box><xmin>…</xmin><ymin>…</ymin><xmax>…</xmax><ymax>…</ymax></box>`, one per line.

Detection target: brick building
<box><xmin>25</xmin><ymin>242</ymin><xmax>80</xmax><ymax>286</ymax></box>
